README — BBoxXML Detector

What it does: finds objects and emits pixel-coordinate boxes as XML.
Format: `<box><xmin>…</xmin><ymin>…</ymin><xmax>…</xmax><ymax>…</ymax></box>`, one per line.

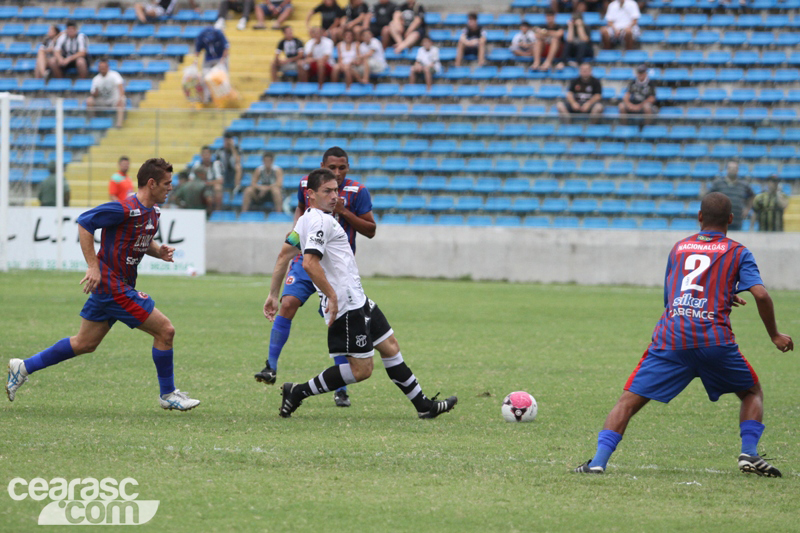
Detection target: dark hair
<box><xmin>223</xmin><ymin>131</ymin><xmax>234</xmax><ymax>139</ymax></box>
<box><xmin>700</xmin><ymin>192</ymin><xmax>732</xmax><ymax>229</ymax></box>
<box><xmin>137</xmin><ymin>158</ymin><xmax>173</xmax><ymax>188</ymax></box>
<box><xmin>51</xmin><ymin>24</ymin><xmax>61</xmax><ymax>33</ymax></box>
<box><xmin>282</xmin><ymin>25</ymin><xmax>292</xmax><ymax>32</ymax></box>
<box><xmin>468</xmin><ymin>12</ymin><xmax>478</xmax><ymax>21</ymax></box>
<box><xmin>118</xmin><ymin>156</ymin><xmax>129</xmax><ymax>163</ymax></box>
<box><xmin>520</xmin><ymin>20</ymin><xmax>530</xmax><ymax>26</ymax></box>
<box><xmin>262</xmin><ymin>152</ymin><xmax>274</xmax><ymax>159</ymax></box>
<box><xmin>98</xmin><ymin>57</ymin><xmax>109</xmax><ymax>64</ymax></box>
<box><xmin>307</xmin><ymin>168</ymin><xmax>337</xmax><ymax>192</ymax></box>
<box><xmin>545</xmin><ymin>9</ymin><xmax>556</xmax><ymax>15</ymax></box>
<box><xmin>360</xmin><ymin>28</ymin><xmax>371</xmax><ymax>37</ymax></box>
<box><xmin>322</xmin><ymin>146</ymin><xmax>349</xmax><ymax>164</ymax></box>
<box><xmin>201</xmin><ymin>145</ymin><xmax>211</xmax><ymax>152</ymax></box>
<box><xmin>66</xmin><ymin>20</ymin><xmax>77</xmax><ymax>28</ymax></box>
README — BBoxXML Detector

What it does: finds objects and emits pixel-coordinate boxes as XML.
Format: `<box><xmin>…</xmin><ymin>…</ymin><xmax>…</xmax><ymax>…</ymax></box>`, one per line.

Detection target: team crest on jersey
<box><xmin>697</xmin><ymin>235</ymin><xmax>712</xmax><ymax>242</ymax></box>
<box><xmin>138</xmin><ymin>292</ymin><xmax>149</xmax><ymax>299</ymax></box>
<box><xmin>286</xmin><ymin>276</ymin><xmax>295</xmax><ymax>285</ymax></box>
<box><xmin>355</xmin><ymin>335</ymin><xmax>368</xmax><ymax>348</ymax></box>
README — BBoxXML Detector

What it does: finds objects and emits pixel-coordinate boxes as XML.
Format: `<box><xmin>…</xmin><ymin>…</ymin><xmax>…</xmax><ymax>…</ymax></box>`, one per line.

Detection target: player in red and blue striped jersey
<box><xmin>254</xmin><ymin>147</ymin><xmax>375</xmax><ymax>408</ymax></box>
<box><xmin>6</xmin><ymin>159</ymin><xmax>200</xmax><ymax>411</ymax></box>
<box><xmin>575</xmin><ymin>193</ymin><xmax>793</xmax><ymax>476</ymax></box>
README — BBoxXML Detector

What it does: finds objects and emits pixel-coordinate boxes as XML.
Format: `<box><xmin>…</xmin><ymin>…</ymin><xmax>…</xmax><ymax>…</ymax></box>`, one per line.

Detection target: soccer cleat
<box><xmin>254</xmin><ymin>363</ymin><xmax>277</xmax><ymax>385</ymax></box>
<box><xmin>417</xmin><ymin>393</ymin><xmax>458</xmax><ymax>419</ymax></box>
<box><xmin>279</xmin><ymin>382</ymin><xmax>303</xmax><ymax>418</ymax></box>
<box><xmin>333</xmin><ymin>389</ymin><xmax>351</xmax><ymax>407</ymax></box>
<box><xmin>236</xmin><ymin>17</ymin><xmax>247</xmax><ymax>30</ymax></box>
<box><xmin>573</xmin><ymin>460</ymin><xmax>605</xmax><ymax>474</ymax></box>
<box><xmin>6</xmin><ymin>359</ymin><xmax>29</xmax><ymax>402</ymax></box>
<box><xmin>738</xmin><ymin>454</ymin><xmax>782</xmax><ymax>477</ymax></box>
<box><xmin>159</xmin><ymin>389</ymin><xmax>200</xmax><ymax>411</ymax></box>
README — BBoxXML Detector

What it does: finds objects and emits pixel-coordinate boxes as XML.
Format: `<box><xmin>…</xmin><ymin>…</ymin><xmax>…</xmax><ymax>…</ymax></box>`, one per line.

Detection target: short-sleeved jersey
<box><xmin>195</xmin><ymin>28</ymin><xmax>229</xmax><ymax>63</ymax></box>
<box><xmin>297</xmin><ymin>177</ymin><xmax>372</xmax><ymax>253</ymax></box>
<box><xmin>287</xmin><ymin>208</ymin><xmax>366</xmax><ymax>322</ymax></box>
<box><xmin>76</xmin><ymin>195</ymin><xmax>160</xmax><ymax>295</ymax></box>
<box><xmin>568</xmin><ymin>76</ymin><xmax>603</xmax><ymax>105</ymax></box>
<box><xmin>650</xmin><ymin>231</ymin><xmax>763</xmax><ymax>350</ymax></box>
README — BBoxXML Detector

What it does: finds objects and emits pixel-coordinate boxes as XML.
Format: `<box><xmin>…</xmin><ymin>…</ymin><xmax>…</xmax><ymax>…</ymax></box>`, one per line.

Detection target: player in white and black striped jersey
<box><xmin>49</xmin><ymin>21</ymin><xmax>89</xmax><ymax>79</ymax></box>
<box><xmin>264</xmin><ymin>168</ymin><xmax>458</xmax><ymax>419</ymax></box>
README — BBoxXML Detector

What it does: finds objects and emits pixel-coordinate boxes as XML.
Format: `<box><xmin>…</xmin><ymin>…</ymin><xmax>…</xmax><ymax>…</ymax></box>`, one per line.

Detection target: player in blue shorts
<box><xmin>254</xmin><ymin>146</ymin><xmax>376</xmax><ymax>408</ymax></box>
<box><xmin>574</xmin><ymin>193</ymin><xmax>793</xmax><ymax>476</ymax></box>
<box><xmin>6</xmin><ymin>158</ymin><xmax>200</xmax><ymax>411</ymax></box>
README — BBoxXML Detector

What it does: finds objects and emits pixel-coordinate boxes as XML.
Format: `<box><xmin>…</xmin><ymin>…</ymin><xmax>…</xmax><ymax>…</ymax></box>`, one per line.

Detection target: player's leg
<box><xmin>7</xmin><ymin>318</ymin><xmax>110</xmax><ymax>401</ymax></box>
<box><xmin>370</xmin><ymin>299</ymin><xmax>457</xmax><ymax>418</ymax></box>
<box><xmin>138</xmin><ymin>308</ymin><xmax>199</xmax><ymax>411</ymax></box>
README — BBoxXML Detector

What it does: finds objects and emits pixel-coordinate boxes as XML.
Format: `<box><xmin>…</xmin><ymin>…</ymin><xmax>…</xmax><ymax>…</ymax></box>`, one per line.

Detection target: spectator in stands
<box><xmin>455</xmin><ymin>13</ymin><xmax>487</xmax><ymax>67</ymax></box>
<box><xmin>307</xmin><ymin>0</ymin><xmax>346</xmax><ymax>42</ymax></box>
<box><xmin>191</xmin><ymin>146</ymin><xmax>225</xmax><ymax>212</ymax></box>
<box><xmin>86</xmin><ymin>58</ymin><xmax>125</xmax><ymax>129</ymax></box>
<box><xmin>299</xmin><ymin>26</ymin><xmax>335</xmax><ymax>88</ymax></box>
<box><xmin>388</xmin><ymin>0</ymin><xmax>426</xmax><ymax>54</ymax></box>
<box><xmin>552</xmin><ymin>0</ymin><xmax>577</xmax><ymax>13</ymax></box>
<box><xmin>706</xmin><ymin>161</ymin><xmax>754</xmax><ymax>231</ymax></box>
<box><xmin>533</xmin><ymin>10</ymin><xmax>564</xmax><ymax>71</ymax></box>
<box><xmin>38</xmin><ymin>162</ymin><xmax>70</xmax><ymax>207</ymax></box>
<box><xmin>409</xmin><ymin>36</ymin><xmax>440</xmax><ymax>89</ymax></box>
<box><xmin>563</xmin><ymin>11</ymin><xmax>593</xmax><ymax>66</ymax></box>
<box><xmin>372</xmin><ymin>0</ymin><xmax>397</xmax><ymax>46</ymax></box>
<box><xmin>510</xmin><ymin>21</ymin><xmax>536</xmax><ymax>61</ymax></box>
<box><xmin>215</xmin><ymin>0</ymin><xmax>251</xmax><ymax>31</ymax></box>
<box><xmin>35</xmin><ymin>25</ymin><xmax>61</xmax><ymax>79</ymax></box>
<box><xmin>332</xmin><ymin>29</ymin><xmax>360</xmax><ymax>87</ymax></box>
<box><xmin>242</xmin><ymin>153</ymin><xmax>284</xmax><ymax>213</ymax></box>
<box><xmin>601</xmin><ymin>0</ymin><xmax>640</xmax><ymax>50</ymax></box>
<box><xmin>135</xmin><ymin>0</ymin><xmax>199</xmax><ymax>23</ymax></box>
<box><xmin>353</xmin><ymin>28</ymin><xmax>388</xmax><ymax>84</ymax></box>
<box><xmin>344</xmin><ymin>0</ymin><xmax>371</xmax><ymax>37</ymax></box>
<box><xmin>271</xmin><ymin>25</ymin><xmax>305</xmax><ymax>82</ymax></box>
<box><xmin>751</xmin><ymin>176</ymin><xmax>790</xmax><ymax>232</ymax></box>
<box><xmin>557</xmin><ymin>62</ymin><xmax>603</xmax><ymax>117</ymax></box>
<box><xmin>254</xmin><ymin>1</ymin><xmax>294</xmax><ymax>30</ymax></box>
<box><xmin>49</xmin><ymin>21</ymin><xmax>89</xmax><ymax>79</ymax></box>
<box><xmin>619</xmin><ymin>64</ymin><xmax>657</xmax><ymax>123</ymax></box>
<box><xmin>195</xmin><ymin>26</ymin><xmax>230</xmax><ymax>72</ymax></box>
<box><xmin>217</xmin><ymin>132</ymin><xmax>242</xmax><ymax>202</ymax></box>
<box><xmin>172</xmin><ymin>170</ymin><xmax>208</xmax><ymax>210</ymax></box>
<box><xmin>109</xmin><ymin>156</ymin><xmax>134</xmax><ymax>203</ymax></box>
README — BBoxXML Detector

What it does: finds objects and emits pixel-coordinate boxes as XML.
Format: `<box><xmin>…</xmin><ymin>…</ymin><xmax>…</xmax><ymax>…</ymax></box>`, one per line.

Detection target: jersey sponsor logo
<box><xmin>355</xmin><ymin>335</ymin><xmax>368</xmax><ymax>348</ymax></box>
<box><xmin>286</xmin><ymin>276</ymin><xmax>295</xmax><ymax>285</ymax></box>
<box><xmin>672</xmin><ymin>293</ymin><xmax>708</xmax><ymax>309</ymax></box>
<box><xmin>342</xmin><ymin>186</ymin><xmax>359</xmax><ymax>193</ymax></box>
<box><xmin>138</xmin><ymin>291</ymin><xmax>149</xmax><ymax>299</ymax></box>
<box><xmin>676</xmin><ymin>242</ymin><xmax>728</xmax><ymax>253</ymax></box>
<box><xmin>669</xmin><ymin>307</ymin><xmax>715</xmax><ymax>320</ymax></box>
<box><xmin>311</xmin><ymin>230</ymin><xmax>325</xmax><ymax>246</ymax></box>
<box><xmin>129</xmin><ymin>209</ymin><xmax>141</xmax><ymax>217</ymax></box>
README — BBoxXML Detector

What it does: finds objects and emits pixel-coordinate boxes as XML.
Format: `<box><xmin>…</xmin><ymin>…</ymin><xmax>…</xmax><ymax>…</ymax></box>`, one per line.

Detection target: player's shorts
<box><xmin>80</xmin><ymin>287</ymin><xmax>155</xmax><ymax>329</ymax></box>
<box><xmin>624</xmin><ymin>343</ymin><xmax>759</xmax><ymax>403</ymax></box>
<box><xmin>328</xmin><ymin>298</ymin><xmax>393</xmax><ymax>358</ymax></box>
<box><xmin>281</xmin><ymin>256</ymin><xmax>316</xmax><ymax>304</ymax></box>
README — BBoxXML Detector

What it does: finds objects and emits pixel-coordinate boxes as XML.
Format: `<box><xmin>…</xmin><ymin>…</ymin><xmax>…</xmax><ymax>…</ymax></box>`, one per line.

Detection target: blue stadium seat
<box><xmin>389</xmin><ymin>176</ymin><xmax>419</xmax><ymax>191</ymax></box>
<box><xmin>552</xmin><ymin>216</ymin><xmax>580</xmax><ymax>228</ymax></box>
<box><xmin>531</xmin><ymin>178</ymin><xmax>559</xmax><ymax>194</ymax></box>
<box><xmin>540</xmin><ymin>198</ymin><xmax>569</xmax><ymax>213</ymax></box>
<box><xmin>381</xmin><ymin>214</ymin><xmax>408</xmax><ymax>225</ymax></box>
<box><xmin>437</xmin><ymin>215</ymin><xmax>465</xmax><ymax>225</ymax></box>
<box><xmin>408</xmin><ymin>215</ymin><xmax>436</xmax><ymax>225</ymax></box>
<box><xmin>428</xmin><ymin>195</ymin><xmax>456</xmax><ymax>211</ymax></box>
<box><xmin>372</xmin><ymin>194</ymin><xmax>399</xmax><ymax>210</ymax></box>
<box><xmin>641</xmin><ymin>218</ymin><xmax>669</xmax><ymax>230</ymax></box>
<box><xmin>523</xmin><ymin>216</ymin><xmax>551</xmax><ymax>228</ymax></box>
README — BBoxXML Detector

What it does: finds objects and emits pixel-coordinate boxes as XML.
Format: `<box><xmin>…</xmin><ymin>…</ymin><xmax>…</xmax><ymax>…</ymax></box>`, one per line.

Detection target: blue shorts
<box><xmin>625</xmin><ymin>344</ymin><xmax>759</xmax><ymax>403</ymax></box>
<box><xmin>80</xmin><ymin>288</ymin><xmax>155</xmax><ymax>329</ymax></box>
<box><xmin>281</xmin><ymin>256</ymin><xmax>316</xmax><ymax>305</ymax></box>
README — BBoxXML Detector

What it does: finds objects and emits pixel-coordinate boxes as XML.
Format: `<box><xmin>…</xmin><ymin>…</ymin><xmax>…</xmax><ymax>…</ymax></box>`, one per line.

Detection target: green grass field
<box><xmin>1</xmin><ymin>271</ymin><xmax>798</xmax><ymax>532</ymax></box>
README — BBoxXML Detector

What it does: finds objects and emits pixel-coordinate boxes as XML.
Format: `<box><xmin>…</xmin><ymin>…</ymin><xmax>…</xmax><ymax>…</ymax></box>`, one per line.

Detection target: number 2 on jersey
<box><xmin>680</xmin><ymin>254</ymin><xmax>711</xmax><ymax>292</ymax></box>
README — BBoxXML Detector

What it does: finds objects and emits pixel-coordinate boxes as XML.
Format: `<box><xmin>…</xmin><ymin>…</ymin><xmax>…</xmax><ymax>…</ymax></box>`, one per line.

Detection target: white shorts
<box><xmin>94</xmin><ymin>96</ymin><xmax>120</xmax><ymax>108</ymax></box>
<box><xmin>607</xmin><ymin>24</ymin><xmax>641</xmax><ymax>39</ymax></box>
<box><xmin>146</xmin><ymin>4</ymin><xmax>167</xmax><ymax>16</ymax></box>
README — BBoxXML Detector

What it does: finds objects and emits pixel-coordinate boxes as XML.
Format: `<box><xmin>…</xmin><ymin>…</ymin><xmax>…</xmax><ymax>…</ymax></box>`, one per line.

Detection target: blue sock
<box><xmin>268</xmin><ymin>316</ymin><xmax>292</xmax><ymax>370</ymax></box>
<box><xmin>152</xmin><ymin>348</ymin><xmax>175</xmax><ymax>396</ymax></box>
<box><xmin>23</xmin><ymin>338</ymin><xmax>76</xmax><ymax>374</ymax></box>
<box><xmin>740</xmin><ymin>420</ymin><xmax>765</xmax><ymax>456</ymax></box>
<box><xmin>333</xmin><ymin>356</ymin><xmax>348</xmax><ymax>392</ymax></box>
<box><xmin>589</xmin><ymin>429</ymin><xmax>623</xmax><ymax>469</ymax></box>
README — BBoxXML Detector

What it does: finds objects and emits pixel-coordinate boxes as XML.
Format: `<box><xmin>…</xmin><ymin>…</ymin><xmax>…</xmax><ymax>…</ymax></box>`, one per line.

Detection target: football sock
<box><xmin>152</xmin><ymin>348</ymin><xmax>175</xmax><ymax>396</ymax></box>
<box><xmin>740</xmin><ymin>420</ymin><xmax>765</xmax><ymax>456</ymax></box>
<box><xmin>268</xmin><ymin>316</ymin><xmax>292</xmax><ymax>370</ymax></box>
<box><xmin>381</xmin><ymin>353</ymin><xmax>429</xmax><ymax>412</ymax></box>
<box><xmin>589</xmin><ymin>429</ymin><xmax>623</xmax><ymax>469</ymax></box>
<box><xmin>333</xmin><ymin>355</ymin><xmax>348</xmax><ymax>393</ymax></box>
<box><xmin>294</xmin><ymin>364</ymin><xmax>357</xmax><ymax>399</ymax></box>
<box><xmin>23</xmin><ymin>338</ymin><xmax>77</xmax><ymax>374</ymax></box>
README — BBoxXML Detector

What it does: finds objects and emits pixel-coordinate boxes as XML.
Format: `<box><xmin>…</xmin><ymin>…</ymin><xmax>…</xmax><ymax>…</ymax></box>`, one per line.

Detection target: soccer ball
<box><xmin>501</xmin><ymin>391</ymin><xmax>538</xmax><ymax>422</ymax></box>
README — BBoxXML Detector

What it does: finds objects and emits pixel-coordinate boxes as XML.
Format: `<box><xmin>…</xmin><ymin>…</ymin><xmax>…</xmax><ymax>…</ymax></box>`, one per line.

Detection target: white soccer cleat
<box><xmin>214</xmin><ymin>17</ymin><xmax>226</xmax><ymax>30</ymax></box>
<box><xmin>236</xmin><ymin>17</ymin><xmax>247</xmax><ymax>31</ymax></box>
<box><xmin>6</xmin><ymin>358</ymin><xmax>29</xmax><ymax>402</ymax></box>
<box><xmin>159</xmin><ymin>389</ymin><xmax>200</xmax><ymax>411</ymax></box>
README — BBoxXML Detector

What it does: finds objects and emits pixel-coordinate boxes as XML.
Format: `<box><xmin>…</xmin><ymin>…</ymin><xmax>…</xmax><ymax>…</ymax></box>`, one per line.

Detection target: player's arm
<box><xmin>78</xmin><ymin>226</ymin><xmax>101</xmax><ymax>294</ymax></box>
<box><xmin>302</xmin><ymin>253</ymin><xmax>337</xmax><ymax>326</ymax></box>
<box><xmin>334</xmin><ymin>204</ymin><xmax>376</xmax><ymax>238</ymax></box>
<box><xmin>264</xmin><ymin>241</ymin><xmax>300</xmax><ymax>320</ymax></box>
<box><xmin>75</xmin><ymin>202</ymin><xmax>125</xmax><ymax>293</ymax></box>
<box><xmin>146</xmin><ymin>239</ymin><xmax>175</xmax><ymax>262</ymax></box>
<box><xmin>747</xmin><ymin>285</ymin><xmax>793</xmax><ymax>352</ymax></box>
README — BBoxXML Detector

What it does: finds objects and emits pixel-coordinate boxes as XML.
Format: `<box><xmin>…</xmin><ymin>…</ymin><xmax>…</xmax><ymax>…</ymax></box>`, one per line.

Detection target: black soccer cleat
<box><xmin>418</xmin><ymin>393</ymin><xmax>458</xmax><ymax>419</ymax></box>
<box><xmin>254</xmin><ymin>363</ymin><xmax>277</xmax><ymax>385</ymax></box>
<box><xmin>573</xmin><ymin>460</ymin><xmax>604</xmax><ymax>474</ymax></box>
<box><xmin>278</xmin><ymin>382</ymin><xmax>303</xmax><ymax>418</ymax></box>
<box><xmin>333</xmin><ymin>389</ymin><xmax>351</xmax><ymax>407</ymax></box>
<box><xmin>738</xmin><ymin>454</ymin><xmax>782</xmax><ymax>477</ymax></box>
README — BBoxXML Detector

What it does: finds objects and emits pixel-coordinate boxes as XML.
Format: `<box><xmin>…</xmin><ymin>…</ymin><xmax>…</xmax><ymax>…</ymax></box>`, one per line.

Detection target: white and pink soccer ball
<box><xmin>501</xmin><ymin>391</ymin><xmax>538</xmax><ymax>422</ymax></box>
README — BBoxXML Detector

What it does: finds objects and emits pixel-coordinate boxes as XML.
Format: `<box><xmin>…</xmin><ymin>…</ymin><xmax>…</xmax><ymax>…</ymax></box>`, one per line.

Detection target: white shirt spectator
<box><xmin>90</xmin><ymin>69</ymin><xmax>124</xmax><ymax>106</ymax></box>
<box><xmin>338</xmin><ymin>41</ymin><xmax>358</xmax><ymax>65</ymax></box>
<box><xmin>605</xmin><ymin>0</ymin><xmax>641</xmax><ymax>31</ymax></box>
<box><xmin>359</xmin><ymin>38</ymin><xmax>387</xmax><ymax>71</ymax></box>
<box><xmin>510</xmin><ymin>30</ymin><xmax>536</xmax><ymax>52</ymax></box>
<box><xmin>415</xmin><ymin>46</ymin><xmax>441</xmax><ymax>73</ymax></box>
<box><xmin>304</xmin><ymin>36</ymin><xmax>335</xmax><ymax>65</ymax></box>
